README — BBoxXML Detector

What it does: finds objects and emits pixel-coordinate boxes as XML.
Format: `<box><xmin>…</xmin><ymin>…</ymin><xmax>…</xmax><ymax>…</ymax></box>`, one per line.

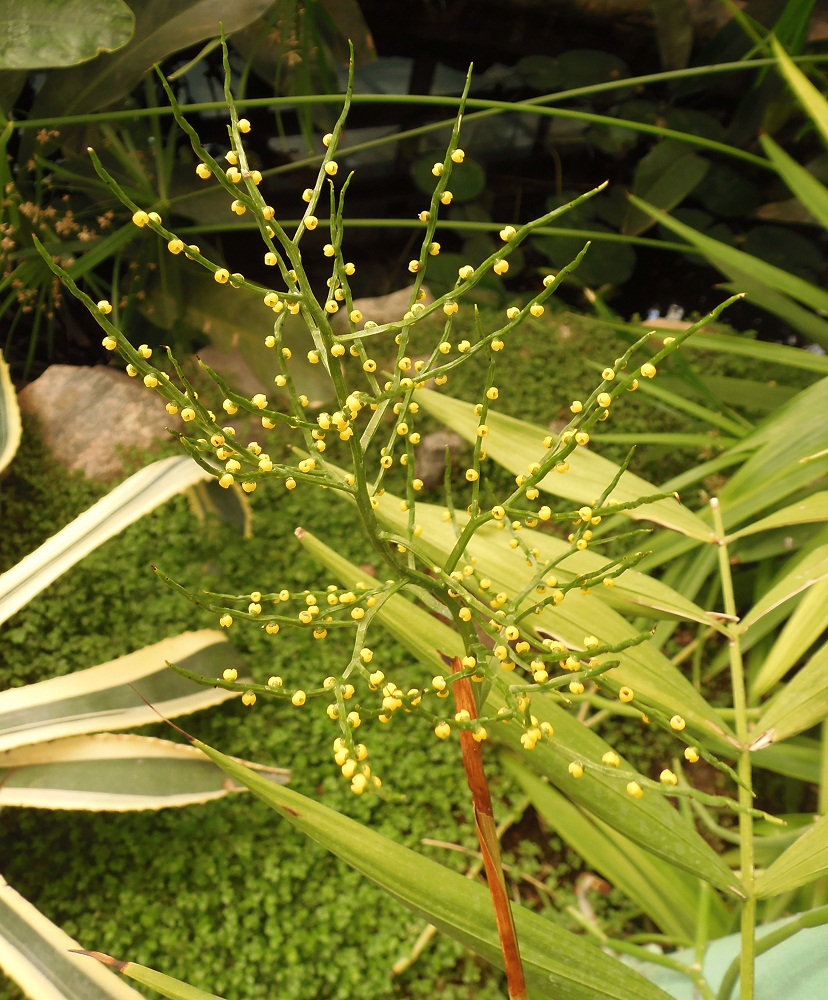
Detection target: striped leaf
<box><xmin>0</xmin><ymin>630</ymin><xmax>244</xmax><ymax>752</ymax></box>
<box><xmin>0</xmin><ymin>874</ymin><xmax>144</xmax><ymax>1000</ymax></box>
<box><xmin>0</xmin><ymin>456</ymin><xmax>211</xmax><ymax>626</ymax></box>
<box><xmin>0</xmin><ymin>733</ymin><xmax>288</xmax><ymax>811</ymax></box>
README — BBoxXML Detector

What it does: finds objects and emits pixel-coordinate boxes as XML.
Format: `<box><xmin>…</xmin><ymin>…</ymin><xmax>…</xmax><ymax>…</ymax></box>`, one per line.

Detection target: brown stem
<box><xmin>450</xmin><ymin>656</ymin><xmax>528</xmax><ymax>999</ymax></box>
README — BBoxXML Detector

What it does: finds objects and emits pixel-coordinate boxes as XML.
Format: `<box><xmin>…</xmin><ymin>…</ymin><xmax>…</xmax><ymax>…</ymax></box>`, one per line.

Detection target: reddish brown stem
<box><xmin>450</xmin><ymin>657</ymin><xmax>528</xmax><ymax>1000</ymax></box>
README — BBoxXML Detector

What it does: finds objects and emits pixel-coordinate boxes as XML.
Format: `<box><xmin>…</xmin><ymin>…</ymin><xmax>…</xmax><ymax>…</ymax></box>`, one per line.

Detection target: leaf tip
<box><xmin>70</xmin><ymin>950</ymin><xmax>126</xmax><ymax>972</ymax></box>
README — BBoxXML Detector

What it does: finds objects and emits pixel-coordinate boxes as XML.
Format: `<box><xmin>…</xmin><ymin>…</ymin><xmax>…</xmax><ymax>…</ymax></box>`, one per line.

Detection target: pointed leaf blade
<box><xmin>415</xmin><ymin>387</ymin><xmax>714</xmax><ymax>540</ymax></box>
<box><xmin>0</xmin><ymin>876</ymin><xmax>144</xmax><ymax>1000</ymax></box>
<box><xmin>0</xmin><ymin>630</ymin><xmax>244</xmax><ymax>752</ymax></box>
<box><xmin>755</xmin><ymin>813</ymin><xmax>828</xmax><ymax>897</ymax></box>
<box><xmin>184</xmin><ymin>735</ymin><xmax>675</xmax><ymax>1000</ymax></box>
<box><xmin>76</xmin><ymin>952</ymin><xmax>225</xmax><ymax>1000</ymax></box>
<box><xmin>0</xmin><ymin>733</ymin><xmax>288</xmax><ymax>810</ymax></box>
<box><xmin>0</xmin><ymin>456</ymin><xmax>211</xmax><ymax>626</ymax></box>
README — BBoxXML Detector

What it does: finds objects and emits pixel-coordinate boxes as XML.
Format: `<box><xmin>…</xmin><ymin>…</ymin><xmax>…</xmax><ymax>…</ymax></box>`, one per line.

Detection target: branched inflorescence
<box><xmin>36</xmin><ymin>45</ymin><xmax>745</xmax><ymax>803</ymax></box>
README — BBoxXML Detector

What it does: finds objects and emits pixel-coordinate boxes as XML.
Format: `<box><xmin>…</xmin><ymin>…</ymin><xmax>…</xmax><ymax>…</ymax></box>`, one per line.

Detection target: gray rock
<box><xmin>18</xmin><ymin>365</ymin><xmax>172</xmax><ymax>481</ymax></box>
<box><xmin>331</xmin><ymin>285</ymin><xmax>434</xmax><ymax>333</ymax></box>
<box><xmin>415</xmin><ymin>430</ymin><xmax>466</xmax><ymax>490</ymax></box>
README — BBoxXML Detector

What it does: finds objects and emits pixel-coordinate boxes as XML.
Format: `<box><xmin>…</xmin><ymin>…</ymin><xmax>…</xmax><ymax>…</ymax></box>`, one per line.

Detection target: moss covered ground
<box><xmin>0</xmin><ymin>306</ymin><xmax>815</xmax><ymax>999</ymax></box>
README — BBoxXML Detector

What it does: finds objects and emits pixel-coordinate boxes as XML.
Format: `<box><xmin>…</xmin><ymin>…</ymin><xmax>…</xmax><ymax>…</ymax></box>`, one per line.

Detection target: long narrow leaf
<box><xmin>761</xmin><ymin>133</ymin><xmax>828</xmax><ymax>230</ymax></box>
<box><xmin>753</xmin><ymin>639</ymin><xmax>828</xmax><ymax>745</ymax></box>
<box><xmin>0</xmin><ymin>456</ymin><xmax>211</xmax><ymax>625</ymax></box>
<box><xmin>771</xmin><ymin>35</ymin><xmax>828</xmax><ymax>148</ymax></box>
<box><xmin>750</xmin><ymin>577</ymin><xmax>828</xmax><ymax>699</ymax></box>
<box><xmin>729</xmin><ymin>493</ymin><xmax>828</xmax><ymax>540</ymax></box>
<box><xmin>0</xmin><ymin>630</ymin><xmax>244</xmax><ymax>752</ymax></box>
<box><xmin>755</xmin><ymin>812</ymin><xmax>828</xmax><ymax>897</ymax></box>
<box><xmin>739</xmin><ymin>544</ymin><xmax>828</xmax><ymax>633</ymax></box>
<box><xmin>74</xmin><ymin>953</ymin><xmax>225</xmax><ymax>1000</ymax></box>
<box><xmin>180</xmin><ymin>734</ymin><xmax>674</xmax><ymax>1000</ymax></box>
<box><xmin>415</xmin><ymin>387</ymin><xmax>714</xmax><ymax>540</ymax></box>
<box><xmin>0</xmin><ymin>876</ymin><xmax>144</xmax><ymax>1000</ymax></box>
<box><xmin>626</xmin><ymin>195</ymin><xmax>828</xmax><ymax>323</ymax></box>
<box><xmin>0</xmin><ymin>733</ymin><xmax>288</xmax><ymax>810</ymax></box>
<box><xmin>504</xmin><ymin>757</ymin><xmax>731</xmax><ymax>940</ymax></box>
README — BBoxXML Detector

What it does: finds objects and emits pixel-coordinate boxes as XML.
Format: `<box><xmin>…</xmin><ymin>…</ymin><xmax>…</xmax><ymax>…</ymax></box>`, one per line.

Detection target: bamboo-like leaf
<box><xmin>0</xmin><ymin>875</ymin><xmax>144</xmax><ymax>1000</ymax></box>
<box><xmin>0</xmin><ymin>733</ymin><xmax>288</xmax><ymax>810</ymax></box>
<box><xmin>729</xmin><ymin>493</ymin><xmax>828</xmax><ymax>541</ymax></box>
<box><xmin>0</xmin><ymin>630</ymin><xmax>244</xmax><ymax>752</ymax></box>
<box><xmin>755</xmin><ymin>813</ymin><xmax>828</xmax><ymax>897</ymax></box>
<box><xmin>753</xmin><ymin>639</ymin><xmax>828</xmax><ymax>745</ymax></box>
<box><xmin>0</xmin><ymin>455</ymin><xmax>211</xmax><ymax>626</ymax></box>
<box><xmin>372</xmin><ymin>500</ymin><xmax>734</xmax><ymax>744</ymax></box>
<box><xmin>739</xmin><ymin>544</ymin><xmax>828</xmax><ymax>633</ymax></box>
<box><xmin>761</xmin><ymin>133</ymin><xmax>828</xmax><ymax>230</ymax></box>
<box><xmin>751</xmin><ymin>737</ymin><xmax>822</xmax><ymax>784</ymax></box>
<box><xmin>74</xmin><ymin>952</ymin><xmax>225</xmax><ymax>1000</ymax></box>
<box><xmin>179</xmin><ymin>735</ymin><xmax>674</xmax><ymax>999</ymax></box>
<box><xmin>750</xmin><ymin>577</ymin><xmax>828</xmax><ymax>699</ymax></box>
<box><xmin>626</xmin><ymin>195</ymin><xmax>828</xmax><ymax>323</ymax></box>
<box><xmin>504</xmin><ymin>757</ymin><xmax>731</xmax><ymax>940</ymax></box>
<box><xmin>414</xmin><ymin>387</ymin><xmax>714</xmax><ymax>540</ymax></box>
<box><xmin>717</xmin><ymin>378</ymin><xmax>828</xmax><ymax>530</ymax></box>
<box><xmin>0</xmin><ymin>350</ymin><xmax>21</xmax><ymax>474</ymax></box>
<box><xmin>297</xmin><ymin>529</ymin><xmax>739</xmax><ymax>893</ymax></box>
<box><xmin>771</xmin><ymin>36</ymin><xmax>828</xmax><ymax>149</ymax></box>
<box><xmin>671</xmin><ymin>328</ymin><xmax>828</xmax><ymax>375</ymax></box>
<box><xmin>380</xmin><ymin>497</ymin><xmax>726</xmax><ymax>632</ymax></box>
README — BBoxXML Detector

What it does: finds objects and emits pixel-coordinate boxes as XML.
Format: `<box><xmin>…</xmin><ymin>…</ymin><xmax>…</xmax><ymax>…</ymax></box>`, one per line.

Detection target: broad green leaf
<box><xmin>755</xmin><ymin>813</ymin><xmax>828</xmax><ymax>897</ymax></box>
<box><xmin>0</xmin><ymin>733</ymin><xmax>288</xmax><ymax>810</ymax></box>
<box><xmin>297</xmin><ymin>529</ymin><xmax>740</xmax><ymax>892</ymax></box>
<box><xmin>627</xmin><ymin>195</ymin><xmax>828</xmax><ymax>326</ymax></box>
<box><xmin>729</xmin><ymin>492</ymin><xmax>828</xmax><ymax>540</ymax></box>
<box><xmin>761</xmin><ymin>133</ymin><xmax>828</xmax><ymax>231</ymax></box>
<box><xmin>750</xmin><ymin>577</ymin><xmax>828</xmax><ymax>699</ymax></box>
<box><xmin>75</xmin><ymin>953</ymin><xmax>224</xmax><ymax>1000</ymax></box>
<box><xmin>0</xmin><ymin>874</ymin><xmax>144</xmax><ymax>999</ymax></box>
<box><xmin>739</xmin><ymin>544</ymin><xmax>828</xmax><ymax>633</ymax></box>
<box><xmin>0</xmin><ymin>0</ymin><xmax>134</xmax><ymax>70</ymax></box>
<box><xmin>0</xmin><ymin>630</ymin><xmax>244</xmax><ymax>752</ymax></box>
<box><xmin>374</xmin><ymin>498</ymin><xmax>734</xmax><ymax>743</ymax></box>
<box><xmin>504</xmin><ymin>757</ymin><xmax>730</xmax><ymax>940</ymax></box>
<box><xmin>27</xmin><ymin>0</ymin><xmax>274</xmax><ymax>118</ymax></box>
<box><xmin>623</xmin><ymin>140</ymin><xmax>709</xmax><ymax>236</ymax></box>
<box><xmin>753</xmin><ymin>639</ymin><xmax>828</xmax><ymax>745</ymax></box>
<box><xmin>184</xmin><ymin>735</ymin><xmax>675</xmax><ymax>999</ymax></box>
<box><xmin>771</xmin><ymin>36</ymin><xmax>828</xmax><ymax>149</ymax></box>
<box><xmin>0</xmin><ymin>456</ymin><xmax>210</xmax><ymax>626</ymax></box>
<box><xmin>0</xmin><ymin>350</ymin><xmax>21</xmax><ymax>473</ymax></box>
<box><xmin>415</xmin><ymin>387</ymin><xmax>714</xmax><ymax>541</ymax></box>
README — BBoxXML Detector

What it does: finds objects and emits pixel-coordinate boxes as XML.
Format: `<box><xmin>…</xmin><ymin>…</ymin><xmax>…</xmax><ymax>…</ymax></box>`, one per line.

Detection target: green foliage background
<box><xmin>0</xmin><ymin>308</ymin><xmax>812</xmax><ymax>999</ymax></box>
